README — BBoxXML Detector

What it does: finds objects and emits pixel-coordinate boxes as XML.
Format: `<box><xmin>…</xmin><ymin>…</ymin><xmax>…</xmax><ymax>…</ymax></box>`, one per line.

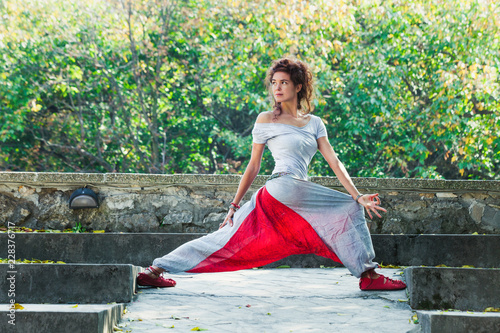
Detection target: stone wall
<box><xmin>0</xmin><ymin>172</ymin><xmax>499</xmax><ymax>234</ymax></box>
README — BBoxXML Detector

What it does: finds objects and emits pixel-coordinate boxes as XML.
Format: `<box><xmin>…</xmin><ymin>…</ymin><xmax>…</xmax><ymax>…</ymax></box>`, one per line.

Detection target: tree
<box><xmin>1</xmin><ymin>0</ymin><xmax>498</xmax><ymax>179</ymax></box>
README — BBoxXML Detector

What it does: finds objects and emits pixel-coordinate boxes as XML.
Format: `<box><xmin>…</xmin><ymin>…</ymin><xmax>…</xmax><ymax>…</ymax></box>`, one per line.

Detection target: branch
<box><xmin>36</xmin><ymin>137</ymin><xmax>115</xmax><ymax>172</ymax></box>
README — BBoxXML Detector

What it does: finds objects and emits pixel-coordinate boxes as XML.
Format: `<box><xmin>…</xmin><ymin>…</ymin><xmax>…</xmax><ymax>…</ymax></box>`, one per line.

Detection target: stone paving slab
<box><xmin>416</xmin><ymin>310</ymin><xmax>500</xmax><ymax>333</ymax></box>
<box><xmin>2</xmin><ymin>233</ymin><xmax>498</xmax><ymax>268</ymax></box>
<box><xmin>0</xmin><ymin>264</ymin><xmax>140</xmax><ymax>304</ymax></box>
<box><xmin>0</xmin><ymin>303</ymin><xmax>125</xmax><ymax>333</ymax></box>
<box><xmin>405</xmin><ymin>267</ymin><xmax>500</xmax><ymax>311</ymax></box>
<box><xmin>120</xmin><ymin>268</ymin><xmax>417</xmax><ymax>333</ymax></box>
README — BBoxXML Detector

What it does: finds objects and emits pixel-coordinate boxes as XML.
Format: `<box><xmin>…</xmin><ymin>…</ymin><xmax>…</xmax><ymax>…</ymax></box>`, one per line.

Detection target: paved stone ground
<box><xmin>119</xmin><ymin>268</ymin><xmax>418</xmax><ymax>333</ymax></box>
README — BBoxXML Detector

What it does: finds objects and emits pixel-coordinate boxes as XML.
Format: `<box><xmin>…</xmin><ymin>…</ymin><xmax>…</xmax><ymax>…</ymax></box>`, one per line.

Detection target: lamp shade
<box><xmin>69</xmin><ymin>188</ymin><xmax>99</xmax><ymax>209</ymax></box>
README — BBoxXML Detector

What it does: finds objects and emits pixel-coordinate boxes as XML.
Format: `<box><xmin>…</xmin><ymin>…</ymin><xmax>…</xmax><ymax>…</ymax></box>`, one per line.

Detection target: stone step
<box><xmin>404</xmin><ymin>267</ymin><xmax>500</xmax><ymax>312</ymax></box>
<box><xmin>416</xmin><ymin>310</ymin><xmax>500</xmax><ymax>333</ymax></box>
<box><xmin>0</xmin><ymin>303</ymin><xmax>125</xmax><ymax>333</ymax></box>
<box><xmin>0</xmin><ymin>264</ymin><xmax>140</xmax><ymax>304</ymax></box>
<box><xmin>1</xmin><ymin>233</ymin><xmax>499</xmax><ymax>268</ymax></box>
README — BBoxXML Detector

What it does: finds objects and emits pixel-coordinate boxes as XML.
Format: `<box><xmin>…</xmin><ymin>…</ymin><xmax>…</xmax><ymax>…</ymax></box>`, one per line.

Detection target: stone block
<box><xmin>0</xmin><ymin>303</ymin><xmax>125</xmax><ymax>333</ymax></box>
<box><xmin>0</xmin><ymin>233</ymin><xmax>203</xmax><ymax>267</ymax></box>
<box><xmin>405</xmin><ymin>267</ymin><xmax>500</xmax><ymax>311</ymax></box>
<box><xmin>1</xmin><ymin>233</ymin><xmax>499</xmax><ymax>269</ymax></box>
<box><xmin>417</xmin><ymin>310</ymin><xmax>500</xmax><ymax>333</ymax></box>
<box><xmin>372</xmin><ymin>234</ymin><xmax>500</xmax><ymax>268</ymax></box>
<box><xmin>0</xmin><ymin>264</ymin><xmax>139</xmax><ymax>304</ymax></box>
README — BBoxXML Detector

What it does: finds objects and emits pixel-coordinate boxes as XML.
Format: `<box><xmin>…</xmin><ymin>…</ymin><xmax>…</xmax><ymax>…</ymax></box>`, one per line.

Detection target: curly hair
<box><xmin>266</xmin><ymin>57</ymin><xmax>315</xmax><ymax>120</ymax></box>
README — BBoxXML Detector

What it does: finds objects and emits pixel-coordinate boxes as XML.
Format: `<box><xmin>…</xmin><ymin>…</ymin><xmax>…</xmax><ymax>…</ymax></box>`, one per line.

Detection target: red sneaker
<box><xmin>137</xmin><ymin>272</ymin><xmax>176</xmax><ymax>288</ymax></box>
<box><xmin>359</xmin><ymin>274</ymin><xmax>406</xmax><ymax>291</ymax></box>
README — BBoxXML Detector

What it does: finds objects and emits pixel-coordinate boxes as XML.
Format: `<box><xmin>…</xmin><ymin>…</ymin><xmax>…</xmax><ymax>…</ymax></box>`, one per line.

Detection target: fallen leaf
<box><xmin>246</xmin><ymin>304</ymin><xmax>251</xmax><ymax>308</ymax></box>
<box><xmin>93</xmin><ymin>230</ymin><xmax>105</xmax><ymax>233</ymax></box>
<box><xmin>435</xmin><ymin>264</ymin><xmax>448</xmax><ymax>267</ymax></box>
<box><xmin>71</xmin><ymin>304</ymin><xmax>78</xmax><ymax>308</ymax></box>
<box><xmin>461</xmin><ymin>265</ymin><xmax>475</xmax><ymax>268</ymax></box>
<box><xmin>276</xmin><ymin>265</ymin><xmax>290</xmax><ymax>268</ymax></box>
<box><xmin>411</xmin><ymin>314</ymin><xmax>419</xmax><ymax>324</ymax></box>
<box><xmin>267</xmin><ymin>313</ymin><xmax>271</xmax><ymax>315</ymax></box>
<box><xmin>379</xmin><ymin>264</ymin><xmax>402</xmax><ymax>269</ymax></box>
<box><xmin>397</xmin><ymin>299</ymin><xmax>408</xmax><ymax>302</ymax></box>
<box><xmin>191</xmin><ymin>327</ymin><xmax>208</xmax><ymax>331</ymax></box>
<box><xmin>14</xmin><ymin>303</ymin><xmax>24</xmax><ymax>310</ymax></box>
<box><xmin>484</xmin><ymin>307</ymin><xmax>500</xmax><ymax>312</ymax></box>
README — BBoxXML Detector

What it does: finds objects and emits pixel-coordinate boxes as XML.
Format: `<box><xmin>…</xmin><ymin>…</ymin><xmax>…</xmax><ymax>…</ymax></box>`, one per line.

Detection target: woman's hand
<box><xmin>357</xmin><ymin>193</ymin><xmax>387</xmax><ymax>219</ymax></box>
<box><xmin>219</xmin><ymin>208</ymin><xmax>236</xmax><ymax>229</ymax></box>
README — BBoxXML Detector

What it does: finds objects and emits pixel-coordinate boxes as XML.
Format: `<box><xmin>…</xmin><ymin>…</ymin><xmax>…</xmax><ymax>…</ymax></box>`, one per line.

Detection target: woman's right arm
<box><xmin>220</xmin><ymin>142</ymin><xmax>265</xmax><ymax>228</ymax></box>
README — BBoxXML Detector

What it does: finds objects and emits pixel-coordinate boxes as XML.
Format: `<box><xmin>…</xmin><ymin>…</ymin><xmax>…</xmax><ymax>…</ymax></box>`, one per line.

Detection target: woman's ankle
<box><xmin>145</xmin><ymin>266</ymin><xmax>165</xmax><ymax>279</ymax></box>
<box><xmin>361</xmin><ymin>269</ymin><xmax>380</xmax><ymax>279</ymax></box>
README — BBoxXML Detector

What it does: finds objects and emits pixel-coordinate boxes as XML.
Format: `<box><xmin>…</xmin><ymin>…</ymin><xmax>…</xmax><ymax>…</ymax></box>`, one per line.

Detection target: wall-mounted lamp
<box><xmin>69</xmin><ymin>187</ymin><xmax>99</xmax><ymax>209</ymax></box>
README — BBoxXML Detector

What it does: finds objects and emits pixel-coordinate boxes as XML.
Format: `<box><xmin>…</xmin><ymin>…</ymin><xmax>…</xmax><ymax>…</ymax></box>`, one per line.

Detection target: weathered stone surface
<box><xmin>0</xmin><ymin>172</ymin><xmax>499</xmax><ymax>234</ymax></box>
<box><xmin>416</xmin><ymin>311</ymin><xmax>500</xmax><ymax>333</ymax></box>
<box><xmin>122</xmin><ymin>268</ymin><xmax>415</xmax><ymax>333</ymax></box>
<box><xmin>372</xmin><ymin>234</ymin><xmax>500</xmax><ymax>268</ymax></box>
<box><xmin>482</xmin><ymin>205</ymin><xmax>500</xmax><ymax>231</ymax></box>
<box><xmin>162</xmin><ymin>211</ymin><xmax>193</xmax><ymax>225</ymax></box>
<box><xmin>0</xmin><ymin>264</ymin><xmax>139</xmax><ymax>304</ymax></box>
<box><xmin>0</xmin><ymin>233</ymin><xmax>203</xmax><ymax>267</ymax></box>
<box><xmin>0</xmin><ymin>303</ymin><xmax>125</xmax><ymax>333</ymax></box>
<box><xmin>405</xmin><ymin>267</ymin><xmax>500</xmax><ymax>311</ymax></box>
<box><xmin>2</xmin><ymin>171</ymin><xmax>499</xmax><ymax>190</ymax></box>
<box><xmin>436</xmin><ymin>192</ymin><xmax>458</xmax><ymax>198</ymax></box>
<box><xmin>469</xmin><ymin>202</ymin><xmax>485</xmax><ymax>224</ymax></box>
<box><xmin>2</xmin><ymin>233</ymin><xmax>498</xmax><ymax>268</ymax></box>
<box><xmin>201</xmin><ymin>212</ymin><xmax>227</xmax><ymax>227</ymax></box>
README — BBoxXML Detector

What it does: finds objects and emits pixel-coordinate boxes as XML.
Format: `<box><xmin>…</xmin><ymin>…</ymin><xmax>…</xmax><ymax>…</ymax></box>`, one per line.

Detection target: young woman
<box><xmin>137</xmin><ymin>58</ymin><xmax>406</xmax><ymax>291</ymax></box>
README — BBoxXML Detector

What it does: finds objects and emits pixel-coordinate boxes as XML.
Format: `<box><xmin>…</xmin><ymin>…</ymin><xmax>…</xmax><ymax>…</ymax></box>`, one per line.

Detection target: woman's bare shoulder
<box><xmin>255</xmin><ymin>111</ymin><xmax>273</xmax><ymax>124</ymax></box>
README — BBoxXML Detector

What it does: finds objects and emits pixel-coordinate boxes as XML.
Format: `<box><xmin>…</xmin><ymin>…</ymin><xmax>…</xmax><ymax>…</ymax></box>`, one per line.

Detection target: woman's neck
<box><xmin>280</xmin><ymin>100</ymin><xmax>301</xmax><ymax>118</ymax></box>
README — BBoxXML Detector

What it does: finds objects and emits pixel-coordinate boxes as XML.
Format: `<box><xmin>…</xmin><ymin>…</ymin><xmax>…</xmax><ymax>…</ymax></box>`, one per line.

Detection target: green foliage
<box><xmin>0</xmin><ymin>0</ymin><xmax>498</xmax><ymax>179</ymax></box>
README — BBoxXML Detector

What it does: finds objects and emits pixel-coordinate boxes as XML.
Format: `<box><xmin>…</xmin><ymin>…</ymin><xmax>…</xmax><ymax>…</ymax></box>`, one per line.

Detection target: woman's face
<box><xmin>271</xmin><ymin>72</ymin><xmax>302</xmax><ymax>104</ymax></box>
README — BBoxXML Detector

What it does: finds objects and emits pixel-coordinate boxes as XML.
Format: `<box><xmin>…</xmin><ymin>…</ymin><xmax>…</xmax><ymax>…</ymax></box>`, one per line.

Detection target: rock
<box><xmin>113</xmin><ymin>213</ymin><xmax>159</xmax><ymax>232</ymax></box>
<box><xmin>20</xmin><ymin>208</ymin><xmax>30</xmax><ymax>217</ymax></box>
<box><xmin>482</xmin><ymin>205</ymin><xmax>500</xmax><ymax>231</ymax></box>
<box><xmin>201</xmin><ymin>212</ymin><xmax>226</xmax><ymax>228</ymax></box>
<box><xmin>0</xmin><ymin>194</ymin><xmax>16</xmax><ymax>226</ymax></box>
<box><xmin>162</xmin><ymin>211</ymin><xmax>193</xmax><ymax>225</ymax></box>
<box><xmin>469</xmin><ymin>202</ymin><xmax>485</xmax><ymax>224</ymax></box>
<box><xmin>436</xmin><ymin>192</ymin><xmax>457</xmax><ymax>198</ymax></box>
<box><xmin>461</xmin><ymin>193</ymin><xmax>490</xmax><ymax>200</ymax></box>
<box><xmin>105</xmin><ymin>195</ymin><xmax>135</xmax><ymax>210</ymax></box>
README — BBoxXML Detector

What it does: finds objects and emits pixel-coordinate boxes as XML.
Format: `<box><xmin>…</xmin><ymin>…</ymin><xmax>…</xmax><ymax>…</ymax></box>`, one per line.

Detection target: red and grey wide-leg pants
<box><xmin>153</xmin><ymin>175</ymin><xmax>377</xmax><ymax>278</ymax></box>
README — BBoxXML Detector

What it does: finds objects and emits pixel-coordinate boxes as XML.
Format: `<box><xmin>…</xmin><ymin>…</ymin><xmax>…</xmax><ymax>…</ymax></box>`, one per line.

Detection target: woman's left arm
<box><xmin>317</xmin><ymin>137</ymin><xmax>386</xmax><ymax>218</ymax></box>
